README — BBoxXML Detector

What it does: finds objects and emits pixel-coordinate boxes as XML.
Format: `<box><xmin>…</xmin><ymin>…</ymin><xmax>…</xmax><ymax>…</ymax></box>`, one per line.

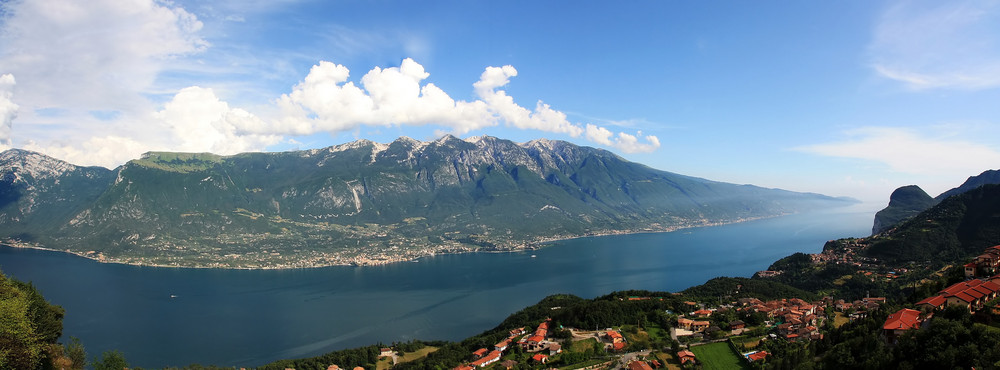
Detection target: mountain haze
<box><xmin>0</xmin><ymin>136</ymin><xmax>851</xmax><ymax>268</ymax></box>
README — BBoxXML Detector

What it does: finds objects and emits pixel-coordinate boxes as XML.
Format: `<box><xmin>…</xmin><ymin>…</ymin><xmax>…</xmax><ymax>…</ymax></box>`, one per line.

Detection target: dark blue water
<box><xmin>0</xmin><ymin>205</ymin><xmax>873</xmax><ymax>368</ymax></box>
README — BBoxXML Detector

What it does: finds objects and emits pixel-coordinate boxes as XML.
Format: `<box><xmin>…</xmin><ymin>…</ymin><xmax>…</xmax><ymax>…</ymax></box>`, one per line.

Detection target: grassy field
<box><xmin>689</xmin><ymin>342</ymin><xmax>750</xmax><ymax>370</ymax></box>
<box><xmin>833</xmin><ymin>312</ymin><xmax>850</xmax><ymax>328</ymax></box>
<box><xmin>376</xmin><ymin>347</ymin><xmax>439</xmax><ymax>370</ymax></box>
<box><xmin>569</xmin><ymin>338</ymin><xmax>599</xmax><ymax>353</ymax></box>
<box><xmin>730</xmin><ymin>335</ymin><xmax>764</xmax><ymax>350</ymax></box>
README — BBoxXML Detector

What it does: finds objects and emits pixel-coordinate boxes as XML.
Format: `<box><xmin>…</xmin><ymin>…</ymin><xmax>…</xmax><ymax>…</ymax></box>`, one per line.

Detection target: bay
<box><xmin>0</xmin><ymin>205</ymin><xmax>873</xmax><ymax>368</ymax></box>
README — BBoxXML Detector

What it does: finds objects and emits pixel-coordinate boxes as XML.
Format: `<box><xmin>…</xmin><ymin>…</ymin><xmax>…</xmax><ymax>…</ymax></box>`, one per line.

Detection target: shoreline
<box><xmin>1</xmin><ymin>214</ymin><xmax>789</xmax><ymax>271</ymax></box>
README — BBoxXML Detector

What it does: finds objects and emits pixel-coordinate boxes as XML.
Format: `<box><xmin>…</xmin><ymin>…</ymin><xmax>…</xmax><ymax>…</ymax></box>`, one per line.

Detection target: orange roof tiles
<box><xmin>982</xmin><ymin>280</ymin><xmax>1000</xmax><ymax>291</ymax></box>
<box><xmin>916</xmin><ymin>295</ymin><xmax>947</xmax><ymax>308</ymax></box>
<box><xmin>883</xmin><ymin>308</ymin><xmax>921</xmax><ymax>330</ymax></box>
<box><xmin>628</xmin><ymin>361</ymin><xmax>654</xmax><ymax>370</ymax></box>
<box><xmin>747</xmin><ymin>351</ymin><xmax>769</xmax><ymax>362</ymax></box>
<box><xmin>953</xmin><ymin>292</ymin><xmax>977</xmax><ymax>303</ymax></box>
<box><xmin>677</xmin><ymin>350</ymin><xmax>696</xmax><ymax>364</ymax></box>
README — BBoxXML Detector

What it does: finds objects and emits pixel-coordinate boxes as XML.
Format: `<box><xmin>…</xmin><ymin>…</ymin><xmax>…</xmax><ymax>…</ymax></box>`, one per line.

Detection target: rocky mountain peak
<box><xmin>0</xmin><ymin>148</ymin><xmax>79</xmax><ymax>182</ymax></box>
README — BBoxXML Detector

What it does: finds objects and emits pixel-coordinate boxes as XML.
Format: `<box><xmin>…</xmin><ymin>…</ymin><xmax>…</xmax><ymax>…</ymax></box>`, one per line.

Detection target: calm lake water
<box><xmin>0</xmin><ymin>205</ymin><xmax>874</xmax><ymax>368</ymax></box>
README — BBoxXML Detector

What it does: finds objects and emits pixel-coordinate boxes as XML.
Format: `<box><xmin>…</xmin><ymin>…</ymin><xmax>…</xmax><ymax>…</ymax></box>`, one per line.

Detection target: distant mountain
<box><xmin>865</xmin><ymin>184</ymin><xmax>1000</xmax><ymax>264</ymax></box>
<box><xmin>871</xmin><ymin>185</ymin><xmax>937</xmax><ymax>235</ymax></box>
<box><xmin>871</xmin><ymin>169</ymin><xmax>1000</xmax><ymax>235</ymax></box>
<box><xmin>936</xmin><ymin>169</ymin><xmax>1000</xmax><ymax>201</ymax></box>
<box><xmin>0</xmin><ymin>136</ymin><xmax>852</xmax><ymax>268</ymax></box>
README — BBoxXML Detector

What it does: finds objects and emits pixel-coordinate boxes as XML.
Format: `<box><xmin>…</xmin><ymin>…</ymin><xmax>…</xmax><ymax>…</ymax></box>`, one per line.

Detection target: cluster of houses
<box><xmin>760</xmin><ymin>239</ymin><xmax>908</xmax><ymax>282</ymax></box>
<box><xmin>832</xmin><ymin>296</ymin><xmax>885</xmax><ymax>320</ymax></box>
<box><xmin>882</xmin><ymin>277</ymin><xmax>1000</xmax><ymax>343</ymax></box>
<box><xmin>965</xmin><ymin>245</ymin><xmax>1000</xmax><ymax>278</ymax></box>
<box><xmin>881</xmin><ymin>245</ymin><xmax>1000</xmax><ymax>343</ymax></box>
<box><xmin>453</xmin><ymin>320</ymin><xmax>564</xmax><ymax>370</ymax></box>
<box><xmin>916</xmin><ymin>278</ymin><xmax>1000</xmax><ymax>313</ymax></box>
<box><xmin>519</xmin><ymin>319</ymin><xmax>562</xmax><ymax>355</ymax></box>
<box><xmin>736</xmin><ymin>298</ymin><xmax>826</xmax><ymax>341</ymax></box>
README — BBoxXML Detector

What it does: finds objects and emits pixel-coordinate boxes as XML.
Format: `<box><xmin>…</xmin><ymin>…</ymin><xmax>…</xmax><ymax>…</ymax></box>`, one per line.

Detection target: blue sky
<box><xmin>2</xmin><ymin>0</ymin><xmax>1000</xmax><ymax>202</ymax></box>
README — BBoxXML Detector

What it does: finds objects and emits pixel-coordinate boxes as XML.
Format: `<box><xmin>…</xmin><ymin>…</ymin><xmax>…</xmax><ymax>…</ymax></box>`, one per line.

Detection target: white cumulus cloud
<box><xmin>0</xmin><ymin>74</ymin><xmax>17</xmax><ymax>148</ymax></box>
<box><xmin>22</xmin><ymin>87</ymin><xmax>281</xmax><ymax>168</ymax></box>
<box><xmin>272</xmin><ymin>59</ymin><xmax>660</xmax><ymax>152</ymax></box>
<box><xmin>154</xmin><ymin>86</ymin><xmax>282</xmax><ymax>155</ymax></box>
<box><xmin>870</xmin><ymin>0</ymin><xmax>1000</xmax><ymax>90</ymax></box>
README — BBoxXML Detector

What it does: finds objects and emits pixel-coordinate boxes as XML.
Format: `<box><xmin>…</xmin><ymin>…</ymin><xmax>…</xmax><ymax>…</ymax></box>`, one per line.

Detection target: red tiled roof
<box><xmin>628</xmin><ymin>361</ymin><xmax>654</xmax><ymax>370</ymax></box>
<box><xmin>971</xmin><ymin>285</ymin><xmax>993</xmax><ymax>296</ymax></box>
<box><xmin>966</xmin><ymin>262</ymin><xmax>978</xmax><ymax>268</ymax></box>
<box><xmin>917</xmin><ymin>295</ymin><xmax>947</xmax><ymax>308</ymax></box>
<box><xmin>531</xmin><ymin>354</ymin><xmax>548</xmax><ymax>362</ymax></box>
<box><xmin>883</xmin><ymin>308</ymin><xmax>921</xmax><ymax>330</ymax></box>
<box><xmin>613</xmin><ymin>342</ymin><xmax>626</xmax><ymax>350</ymax></box>
<box><xmin>747</xmin><ymin>351</ymin><xmax>769</xmax><ymax>362</ymax></box>
<box><xmin>982</xmin><ymin>280</ymin><xmax>1000</xmax><ymax>291</ymax></box>
<box><xmin>606</xmin><ymin>330</ymin><xmax>623</xmax><ymax>339</ymax></box>
<box><xmin>677</xmin><ymin>350</ymin><xmax>696</xmax><ymax>364</ymax></box>
<box><xmin>965</xmin><ymin>288</ymin><xmax>987</xmax><ymax>299</ymax></box>
<box><xmin>952</xmin><ymin>291</ymin><xmax>977</xmax><ymax>303</ymax></box>
<box><xmin>525</xmin><ymin>335</ymin><xmax>544</xmax><ymax>343</ymax></box>
<box><xmin>473</xmin><ymin>348</ymin><xmax>488</xmax><ymax>357</ymax></box>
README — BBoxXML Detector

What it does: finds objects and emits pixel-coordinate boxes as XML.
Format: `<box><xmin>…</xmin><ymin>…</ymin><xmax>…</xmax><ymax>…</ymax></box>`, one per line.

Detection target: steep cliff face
<box><xmin>0</xmin><ymin>136</ymin><xmax>852</xmax><ymax>267</ymax></box>
<box><xmin>872</xmin><ymin>185</ymin><xmax>937</xmax><ymax>235</ymax></box>
<box><xmin>871</xmin><ymin>169</ymin><xmax>1000</xmax><ymax>235</ymax></box>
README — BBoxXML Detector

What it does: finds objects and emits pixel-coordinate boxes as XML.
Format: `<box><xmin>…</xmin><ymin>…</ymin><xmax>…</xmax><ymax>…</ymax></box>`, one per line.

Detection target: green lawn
<box><xmin>569</xmin><ymin>338</ymin><xmax>599</xmax><ymax>353</ymax></box>
<box><xmin>689</xmin><ymin>342</ymin><xmax>750</xmax><ymax>370</ymax></box>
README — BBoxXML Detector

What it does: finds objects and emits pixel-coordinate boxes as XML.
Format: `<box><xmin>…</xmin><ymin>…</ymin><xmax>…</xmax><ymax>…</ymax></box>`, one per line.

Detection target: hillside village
<box><xmin>296</xmin><ymin>245</ymin><xmax>1000</xmax><ymax>370</ymax></box>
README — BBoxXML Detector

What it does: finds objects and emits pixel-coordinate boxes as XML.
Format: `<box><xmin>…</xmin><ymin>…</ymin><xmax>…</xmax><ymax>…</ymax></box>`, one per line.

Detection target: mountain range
<box><xmin>0</xmin><ymin>135</ymin><xmax>852</xmax><ymax>268</ymax></box>
<box><xmin>872</xmin><ymin>169</ymin><xmax>1000</xmax><ymax>234</ymax></box>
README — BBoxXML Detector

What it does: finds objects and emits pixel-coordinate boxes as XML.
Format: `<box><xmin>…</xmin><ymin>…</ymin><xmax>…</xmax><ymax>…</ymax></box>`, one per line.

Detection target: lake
<box><xmin>0</xmin><ymin>205</ymin><xmax>874</xmax><ymax>368</ymax></box>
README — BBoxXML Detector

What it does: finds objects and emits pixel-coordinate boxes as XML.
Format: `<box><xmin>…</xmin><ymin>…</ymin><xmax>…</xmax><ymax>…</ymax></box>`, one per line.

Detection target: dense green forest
<box><xmin>0</xmin><ymin>269</ymin><xmax>70</xmax><ymax>369</ymax></box>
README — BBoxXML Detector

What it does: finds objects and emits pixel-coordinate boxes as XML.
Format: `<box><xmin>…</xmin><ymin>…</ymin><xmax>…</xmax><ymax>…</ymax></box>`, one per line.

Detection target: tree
<box><xmin>0</xmin><ymin>274</ymin><xmax>43</xmax><ymax>369</ymax></box>
<box><xmin>92</xmin><ymin>350</ymin><xmax>128</xmax><ymax>370</ymax></box>
<box><xmin>66</xmin><ymin>337</ymin><xmax>87</xmax><ymax>370</ymax></box>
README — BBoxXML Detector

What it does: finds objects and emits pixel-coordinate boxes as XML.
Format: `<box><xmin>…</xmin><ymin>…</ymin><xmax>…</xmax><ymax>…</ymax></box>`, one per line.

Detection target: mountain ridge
<box><xmin>871</xmin><ymin>169</ymin><xmax>1000</xmax><ymax>234</ymax></box>
<box><xmin>0</xmin><ymin>136</ymin><xmax>853</xmax><ymax>268</ymax></box>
